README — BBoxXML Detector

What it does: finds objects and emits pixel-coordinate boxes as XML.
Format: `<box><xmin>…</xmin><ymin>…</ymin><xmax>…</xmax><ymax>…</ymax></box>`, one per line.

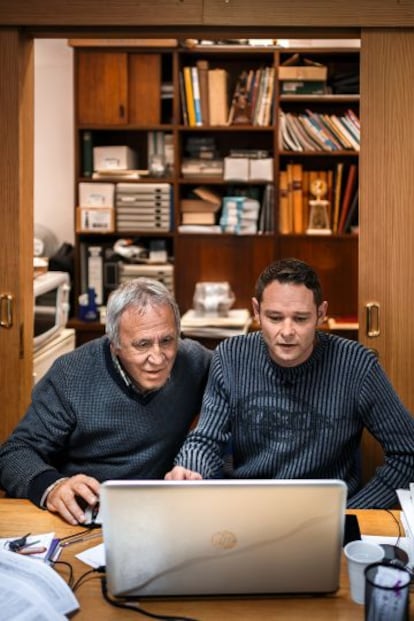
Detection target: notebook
<box><xmin>100</xmin><ymin>479</ymin><xmax>347</xmax><ymax>598</ymax></box>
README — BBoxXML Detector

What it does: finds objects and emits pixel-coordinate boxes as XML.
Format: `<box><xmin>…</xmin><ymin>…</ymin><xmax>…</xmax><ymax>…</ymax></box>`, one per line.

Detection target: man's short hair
<box><xmin>105</xmin><ymin>278</ymin><xmax>181</xmax><ymax>348</ymax></box>
<box><xmin>255</xmin><ymin>258</ymin><xmax>323</xmax><ymax>307</ymax></box>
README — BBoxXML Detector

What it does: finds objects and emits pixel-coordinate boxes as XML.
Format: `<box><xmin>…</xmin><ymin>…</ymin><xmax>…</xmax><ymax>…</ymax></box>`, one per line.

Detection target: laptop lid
<box><xmin>100</xmin><ymin>479</ymin><xmax>347</xmax><ymax>598</ymax></box>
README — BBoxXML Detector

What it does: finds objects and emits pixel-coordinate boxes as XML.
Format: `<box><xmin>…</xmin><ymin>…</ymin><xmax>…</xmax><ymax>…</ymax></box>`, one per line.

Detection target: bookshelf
<box><xmin>70</xmin><ymin>41</ymin><xmax>359</xmax><ymax>339</ymax></box>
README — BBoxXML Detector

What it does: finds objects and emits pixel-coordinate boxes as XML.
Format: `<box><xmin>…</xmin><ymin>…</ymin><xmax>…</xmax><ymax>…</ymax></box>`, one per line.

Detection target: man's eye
<box><xmin>136</xmin><ymin>341</ymin><xmax>149</xmax><ymax>351</ymax></box>
<box><xmin>294</xmin><ymin>317</ymin><xmax>308</xmax><ymax>323</ymax></box>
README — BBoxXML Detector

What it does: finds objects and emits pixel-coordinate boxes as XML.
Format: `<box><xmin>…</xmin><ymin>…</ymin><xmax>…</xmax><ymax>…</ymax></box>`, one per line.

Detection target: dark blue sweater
<box><xmin>0</xmin><ymin>336</ymin><xmax>211</xmax><ymax>506</ymax></box>
<box><xmin>175</xmin><ymin>331</ymin><xmax>414</xmax><ymax>509</ymax></box>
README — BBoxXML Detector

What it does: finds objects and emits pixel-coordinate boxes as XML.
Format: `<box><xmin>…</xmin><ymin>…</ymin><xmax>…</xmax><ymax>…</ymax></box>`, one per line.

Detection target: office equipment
<box><xmin>0</xmin><ymin>499</ymin><xmax>410</xmax><ymax>619</ymax></box>
<box><xmin>100</xmin><ymin>479</ymin><xmax>346</xmax><ymax>598</ymax></box>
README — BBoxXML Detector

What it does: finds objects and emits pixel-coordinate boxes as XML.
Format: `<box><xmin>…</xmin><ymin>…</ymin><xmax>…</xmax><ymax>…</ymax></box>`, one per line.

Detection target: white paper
<box><xmin>0</xmin><ymin>532</ymin><xmax>56</xmax><ymax>562</ymax></box>
<box><xmin>0</xmin><ymin>549</ymin><xmax>79</xmax><ymax>617</ymax></box>
<box><xmin>76</xmin><ymin>542</ymin><xmax>106</xmax><ymax>569</ymax></box>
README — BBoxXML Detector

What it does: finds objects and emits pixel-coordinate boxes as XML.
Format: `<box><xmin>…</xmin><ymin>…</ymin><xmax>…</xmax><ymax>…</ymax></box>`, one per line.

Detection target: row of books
<box><xmin>179</xmin><ymin>62</ymin><xmax>275</xmax><ymax>127</ymax></box>
<box><xmin>279</xmin><ymin>163</ymin><xmax>358</xmax><ymax>235</ymax></box>
<box><xmin>227</xmin><ymin>66</ymin><xmax>275</xmax><ymax>126</ymax></box>
<box><xmin>180</xmin><ymin>63</ymin><xmax>229</xmax><ymax>126</ymax></box>
<box><xmin>279</xmin><ymin>108</ymin><xmax>360</xmax><ymax>152</ymax></box>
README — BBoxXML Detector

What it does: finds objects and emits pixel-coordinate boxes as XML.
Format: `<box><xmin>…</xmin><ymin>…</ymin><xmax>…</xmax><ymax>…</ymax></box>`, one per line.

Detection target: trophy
<box><xmin>306</xmin><ymin>178</ymin><xmax>332</xmax><ymax>235</ymax></box>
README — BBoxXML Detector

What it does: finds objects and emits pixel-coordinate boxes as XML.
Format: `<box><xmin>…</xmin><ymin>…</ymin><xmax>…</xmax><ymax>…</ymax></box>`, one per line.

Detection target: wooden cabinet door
<box><xmin>359</xmin><ymin>29</ymin><xmax>414</xmax><ymax>482</ymax></box>
<box><xmin>76</xmin><ymin>50</ymin><xmax>128</xmax><ymax>124</ymax></box>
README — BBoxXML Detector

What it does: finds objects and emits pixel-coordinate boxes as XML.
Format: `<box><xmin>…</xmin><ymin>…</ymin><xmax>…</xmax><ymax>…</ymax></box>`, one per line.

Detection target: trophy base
<box><xmin>306</xmin><ymin>228</ymin><xmax>333</xmax><ymax>235</ymax></box>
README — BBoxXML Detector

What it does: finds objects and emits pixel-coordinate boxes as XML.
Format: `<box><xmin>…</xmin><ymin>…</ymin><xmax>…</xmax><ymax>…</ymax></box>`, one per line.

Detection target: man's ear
<box><xmin>317</xmin><ymin>301</ymin><xmax>328</xmax><ymax>326</ymax></box>
<box><xmin>252</xmin><ymin>297</ymin><xmax>260</xmax><ymax>322</ymax></box>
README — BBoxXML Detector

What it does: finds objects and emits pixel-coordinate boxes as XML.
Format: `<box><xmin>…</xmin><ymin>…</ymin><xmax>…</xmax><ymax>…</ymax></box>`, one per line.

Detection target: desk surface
<box><xmin>0</xmin><ymin>500</ymin><xmax>408</xmax><ymax>620</ymax></box>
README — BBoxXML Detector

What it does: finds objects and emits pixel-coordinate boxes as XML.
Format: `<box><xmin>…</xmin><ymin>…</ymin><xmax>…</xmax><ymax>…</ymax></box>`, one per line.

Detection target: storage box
<box><xmin>278</xmin><ymin>66</ymin><xmax>327</xmax><ymax>81</ymax></box>
<box><xmin>93</xmin><ymin>146</ymin><xmax>137</xmax><ymax>171</ymax></box>
<box><xmin>78</xmin><ymin>182</ymin><xmax>114</xmax><ymax>207</ymax></box>
<box><xmin>223</xmin><ymin>157</ymin><xmax>249</xmax><ymax>181</ymax></box>
<box><xmin>76</xmin><ymin>207</ymin><xmax>115</xmax><ymax>233</ymax></box>
<box><xmin>249</xmin><ymin>158</ymin><xmax>274</xmax><ymax>182</ymax></box>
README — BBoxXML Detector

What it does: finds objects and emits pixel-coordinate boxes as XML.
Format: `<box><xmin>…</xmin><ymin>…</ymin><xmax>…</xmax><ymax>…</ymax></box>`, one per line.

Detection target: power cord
<box><xmin>100</xmin><ymin>577</ymin><xmax>200</xmax><ymax>621</ymax></box>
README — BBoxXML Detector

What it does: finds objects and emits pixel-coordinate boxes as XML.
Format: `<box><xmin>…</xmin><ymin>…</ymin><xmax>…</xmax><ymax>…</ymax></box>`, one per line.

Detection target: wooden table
<box><xmin>0</xmin><ymin>500</ymin><xmax>408</xmax><ymax>620</ymax></box>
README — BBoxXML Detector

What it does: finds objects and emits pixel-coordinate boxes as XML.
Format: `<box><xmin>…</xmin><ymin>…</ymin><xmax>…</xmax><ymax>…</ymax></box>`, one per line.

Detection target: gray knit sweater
<box><xmin>0</xmin><ymin>336</ymin><xmax>211</xmax><ymax>506</ymax></box>
<box><xmin>174</xmin><ymin>331</ymin><xmax>414</xmax><ymax>509</ymax></box>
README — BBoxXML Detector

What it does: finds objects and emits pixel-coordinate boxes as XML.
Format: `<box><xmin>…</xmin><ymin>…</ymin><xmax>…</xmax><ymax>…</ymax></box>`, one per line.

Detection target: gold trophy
<box><xmin>306</xmin><ymin>178</ymin><xmax>332</xmax><ymax>235</ymax></box>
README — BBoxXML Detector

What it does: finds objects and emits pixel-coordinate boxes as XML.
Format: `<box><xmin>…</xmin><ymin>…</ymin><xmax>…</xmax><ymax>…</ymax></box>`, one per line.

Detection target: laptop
<box><xmin>100</xmin><ymin>479</ymin><xmax>347</xmax><ymax>599</ymax></box>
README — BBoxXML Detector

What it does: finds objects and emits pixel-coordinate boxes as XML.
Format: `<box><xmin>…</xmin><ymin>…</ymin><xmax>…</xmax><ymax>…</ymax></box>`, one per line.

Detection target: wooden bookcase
<box><xmin>70</xmin><ymin>41</ymin><xmax>359</xmax><ymax>342</ymax></box>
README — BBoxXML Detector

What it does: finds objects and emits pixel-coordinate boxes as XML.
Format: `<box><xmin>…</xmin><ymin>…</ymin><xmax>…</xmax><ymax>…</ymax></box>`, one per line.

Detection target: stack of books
<box><xmin>180</xmin><ymin>186</ymin><xmax>221</xmax><ymax>226</ymax></box>
<box><xmin>180</xmin><ymin>63</ymin><xmax>229</xmax><ymax>126</ymax></box>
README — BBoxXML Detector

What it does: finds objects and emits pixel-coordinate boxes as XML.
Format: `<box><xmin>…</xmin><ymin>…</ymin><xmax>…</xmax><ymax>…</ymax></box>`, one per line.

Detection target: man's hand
<box><xmin>164</xmin><ymin>466</ymin><xmax>202</xmax><ymax>480</ymax></box>
<box><xmin>46</xmin><ymin>474</ymin><xmax>100</xmax><ymax>525</ymax></box>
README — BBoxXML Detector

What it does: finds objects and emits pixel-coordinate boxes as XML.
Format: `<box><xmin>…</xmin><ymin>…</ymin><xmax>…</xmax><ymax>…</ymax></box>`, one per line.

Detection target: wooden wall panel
<box><xmin>0</xmin><ymin>30</ymin><xmax>34</xmax><ymax>442</ymax></box>
<box><xmin>203</xmin><ymin>0</ymin><xmax>414</xmax><ymax>27</ymax></box>
<box><xmin>0</xmin><ymin>1</ymin><xmax>203</xmax><ymax>26</ymax></box>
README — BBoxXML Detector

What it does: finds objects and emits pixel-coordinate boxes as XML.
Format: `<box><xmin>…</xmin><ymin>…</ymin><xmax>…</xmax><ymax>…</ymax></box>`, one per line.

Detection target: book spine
<box><xmin>82</xmin><ymin>131</ymin><xmax>93</xmax><ymax>177</ymax></box>
<box><xmin>179</xmin><ymin>71</ymin><xmax>189</xmax><ymax>126</ymax></box>
<box><xmin>191</xmin><ymin>66</ymin><xmax>203</xmax><ymax>126</ymax></box>
<box><xmin>196</xmin><ymin>59</ymin><xmax>210</xmax><ymax>126</ymax></box>
<box><xmin>183</xmin><ymin>66</ymin><xmax>196</xmax><ymax>127</ymax></box>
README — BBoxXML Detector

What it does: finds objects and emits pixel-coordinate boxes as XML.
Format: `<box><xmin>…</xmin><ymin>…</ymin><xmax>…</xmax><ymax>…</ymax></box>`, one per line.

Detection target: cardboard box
<box><xmin>76</xmin><ymin>207</ymin><xmax>115</xmax><ymax>233</ymax></box>
<box><xmin>93</xmin><ymin>146</ymin><xmax>137</xmax><ymax>171</ymax></box>
<box><xmin>78</xmin><ymin>182</ymin><xmax>114</xmax><ymax>207</ymax></box>
<box><xmin>278</xmin><ymin>66</ymin><xmax>327</xmax><ymax>81</ymax></box>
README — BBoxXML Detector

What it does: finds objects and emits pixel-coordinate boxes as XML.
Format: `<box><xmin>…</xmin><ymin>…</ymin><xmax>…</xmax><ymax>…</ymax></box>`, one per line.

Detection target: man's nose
<box><xmin>147</xmin><ymin>342</ymin><xmax>165</xmax><ymax>362</ymax></box>
<box><xmin>280</xmin><ymin>319</ymin><xmax>295</xmax><ymax>337</ymax></box>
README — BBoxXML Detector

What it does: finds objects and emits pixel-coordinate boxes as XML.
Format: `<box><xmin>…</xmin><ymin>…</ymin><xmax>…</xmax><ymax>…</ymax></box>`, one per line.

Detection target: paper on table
<box><xmin>0</xmin><ymin>548</ymin><xmax>79</xmax><ymax>617</ymax></box>
<box><xmin>76</xmin><ymin>542</ymin><xmax>106</xmax><ymax>569</ymax></box>
<box><xmin>362</xmin><ymin>535</ymin><xmax>413</xmax><ymax>563</ymax></box>
<box><xmin>0</xmin><ymin>532</ymin><xmax>56</xmax><ymax>562</ymax></box>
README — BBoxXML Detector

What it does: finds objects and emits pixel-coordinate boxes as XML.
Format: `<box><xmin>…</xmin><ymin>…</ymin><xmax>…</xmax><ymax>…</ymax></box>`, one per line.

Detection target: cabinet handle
<box><xmin>365</xmin><ymin>302</ymin><xmax>380</xmax><ymax>337</ymax></box>
<box><xmin>0</xmin><ymin>293</ymin><xmax>13</xmax><ymax>328</ymax></box>
<box><xmin>119</xmin><ymin>104</ymin><xmax>125</xmax><ymax>119</ymax></box>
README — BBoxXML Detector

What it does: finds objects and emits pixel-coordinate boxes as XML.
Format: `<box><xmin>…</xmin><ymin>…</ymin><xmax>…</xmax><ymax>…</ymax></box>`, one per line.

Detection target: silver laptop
<box><xmin>100</xmin><ymin>479</ymin><xmax>347</xmax><ymax>598</ymax></box>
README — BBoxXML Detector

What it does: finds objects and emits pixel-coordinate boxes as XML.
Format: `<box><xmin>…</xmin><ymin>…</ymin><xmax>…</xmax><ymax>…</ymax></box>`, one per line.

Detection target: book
<box><xmin>193</xmin><ymin>185</ymin><xmax>221</xmax><ymax>207</ymax></box>
<box><xmin>82</xmin><ymin>130</ymin><xmax>93</xmax><ymax>177</ymax></box>
<box><xmin>332</xmin><ymin>162</ymin><xmax>344</xmax><ymax>233</ymax></box>
<box><xmin>182</xmin><ymin>211</ymin><xmax>216</xmax><ymax>225</ymax></box>
<box><xmin>338</xmin><ymin>164</ymin><xmax>357</xmax><ymax>233</ymax></box>
<box><xmin>291</xmin><ymin>163</ymin><xmax>304</xmax><ymax>233</ymax></box>
<box><xmin>342</xmin><ymin>189</ymin><xmax>359</xmax><ymax>233</ymax></box>
<box><xmin>196</xmin><ymin>59</ymin><xmax>210</xmax><ymax>126</ymax></box>
<box><xmin>183</xmin><ymin>66</ymin><xmax>196</xmax><ymax>127</ymax></box>
<box><xmin>180</xmin><ymin>198</ymin><xmax>220</xmax><ymax>213</ymax></box>
<box><xmin>191</xmin><ymin>65</ymin><xmax>203</xmax><ymax>126</ymax></box>
<box><xmin>279</xmin><ymin>169</ymin><xmax>292</xmax><ymax>234</ymax></box>
<box><xmin>208</xmin><ymin>68</ymin><xmax>229</xmax><ymax>125</ymax></box>
<box><xmin>179</xmin><ymin>70</ymin><xmax>189</xmax><ymax>125</ymax></box>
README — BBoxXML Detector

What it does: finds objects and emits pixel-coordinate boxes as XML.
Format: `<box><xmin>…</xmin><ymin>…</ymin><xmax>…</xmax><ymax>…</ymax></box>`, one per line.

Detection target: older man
<box><xmin>0</xmin><ymin>278</ymin><xmax>211</xmax><ymax>524</ymax></box>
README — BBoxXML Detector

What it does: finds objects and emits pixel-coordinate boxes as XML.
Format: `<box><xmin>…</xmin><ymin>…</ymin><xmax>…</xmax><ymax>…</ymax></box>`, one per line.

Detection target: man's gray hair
<box><xmin>105</xmin><ymin>278</ymin><xmax>181</xmax><ymax>348</ymax></box>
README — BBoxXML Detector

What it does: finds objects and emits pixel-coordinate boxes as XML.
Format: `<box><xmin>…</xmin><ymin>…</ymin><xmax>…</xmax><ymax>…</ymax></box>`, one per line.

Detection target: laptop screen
<box><xmin>100</xmin><ymin>479</ymin><xmax>347</xmax><ymax>598</ymax></box>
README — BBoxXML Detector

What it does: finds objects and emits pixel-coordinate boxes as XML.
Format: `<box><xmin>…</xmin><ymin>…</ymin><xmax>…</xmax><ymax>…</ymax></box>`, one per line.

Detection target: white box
<box><xmin>249</xmin><ymin>158</ymin><xmax>274</xmax><ymax>182</ymax></box>
<box><xmin>93</xmin><ymin>146</ymin><xmax>137</xmax><ymax>171</ymax></box>
<box><xmin>223</xmin><ymin>157</ymin><xmax>249</xmax><ymax>181</ymax></box>
<box><xmin>76</xmin><ymin>207</ymin><xmax>115</xmax><ymax>233</ymax></box>
<box><xmin>79</xmin><ymin>182</ymin><xmax>114</xmax><ymax>207</ymax></box>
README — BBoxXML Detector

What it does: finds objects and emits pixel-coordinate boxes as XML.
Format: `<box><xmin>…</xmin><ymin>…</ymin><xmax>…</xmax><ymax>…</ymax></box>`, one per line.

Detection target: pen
<box><xmin>60</xmin><ymin>531</ymin><xmax>101</xmax><ymax>548</ymax></box>
<box><xmin>18</xmin><ymin>546</ymin><xmax>47</xmax><ymax>555</ymax></box>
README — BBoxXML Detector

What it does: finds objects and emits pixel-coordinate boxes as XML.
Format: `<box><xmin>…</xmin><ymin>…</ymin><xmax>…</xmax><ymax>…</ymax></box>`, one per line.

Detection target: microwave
<box><xmin>33</xmin><ymin>271</ymin><xmax>71</xmax><ymax>351</ymax></box>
